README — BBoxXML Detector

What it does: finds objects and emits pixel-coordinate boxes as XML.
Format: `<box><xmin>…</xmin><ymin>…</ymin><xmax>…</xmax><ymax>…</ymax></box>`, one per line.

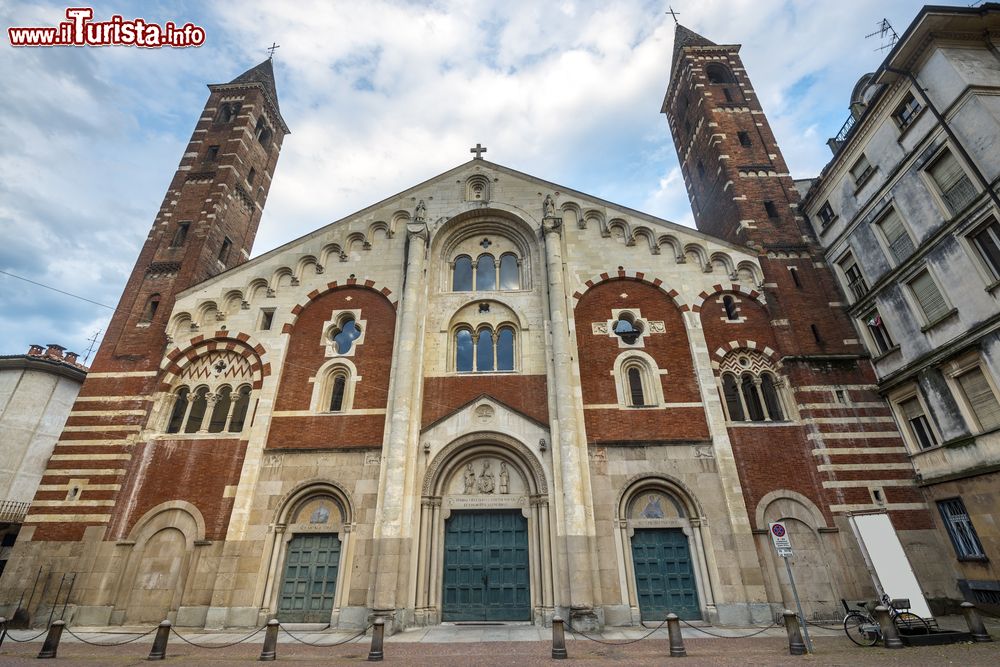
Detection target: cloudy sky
<box><xmin>1</xmin><ymin>0</ymin><xmax>936</xmax><ymax>358</ymax></box>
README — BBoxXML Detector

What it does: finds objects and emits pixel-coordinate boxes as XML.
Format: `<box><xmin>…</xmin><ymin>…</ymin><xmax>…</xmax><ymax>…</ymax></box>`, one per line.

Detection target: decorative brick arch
<box><xmin>160</xmin><ymin>332</ymin><xmax>269</xmax><ymax>391</ymax></box>
<box><xmin>281</xmin><ymin>278</ymin><xmax>397</xmax><ymax>335</ymax></box>
<box><xmin>571</xmin><ymin>269</ymin><xmax>690</xmax><ymax>312</ymax></box>
<box><xmin>710</xmin><ymin>340</ymin><xmax>781</xmax><ymax>369</ymax></box>
<box><xmin>693</xmin><ymin>283</ymin><xmax>765</xmax><ymax>313</ymax></box>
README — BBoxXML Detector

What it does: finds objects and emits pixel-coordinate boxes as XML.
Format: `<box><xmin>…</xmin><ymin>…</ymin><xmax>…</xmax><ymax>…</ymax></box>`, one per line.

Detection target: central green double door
<box><xmin>442</xmin><ymin>510</ymin><xmax>531</xmax><ymax>621</ymax></box>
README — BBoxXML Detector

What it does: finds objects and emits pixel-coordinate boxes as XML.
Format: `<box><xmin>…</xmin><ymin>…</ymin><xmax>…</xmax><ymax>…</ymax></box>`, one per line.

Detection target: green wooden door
<box><xmin>278</xmin><ymin>533</ymin><xmax>340</xmax><ymax>622</ymax></box>
<box><xmin>631</xmin><ymin>528</ymin><xmax>700</xmax><ymax>620</ymax></box>
<box><xmin>442</xmin><ymin>510</ymin><xmax>530</xmax><ymax>621</ymax></box>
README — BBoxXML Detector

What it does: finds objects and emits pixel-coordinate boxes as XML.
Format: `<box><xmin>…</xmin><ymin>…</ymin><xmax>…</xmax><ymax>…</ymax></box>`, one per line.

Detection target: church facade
<box><xmin>0</xmin><ymin>25</ymin><xmax>961</xmax><ymax>631</ymax></box>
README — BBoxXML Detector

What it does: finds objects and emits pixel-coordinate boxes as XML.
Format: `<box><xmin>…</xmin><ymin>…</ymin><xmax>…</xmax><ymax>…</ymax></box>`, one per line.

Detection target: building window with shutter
<box><xmin>893</xmin><ymin>92</ymin><xmax>922</xmax><ymax>130</ymax></box>
<box><xmin>817</xmin><ymin>201</ymin><xmax>835</xmax><ymax>227</ymax></box>
<box><xmin>953</xmin><ymin>365</ymin><xmax>1000</xmax><ymax>433</ymax></box>
<box><xmin>927</xmin><ymin>150</ymin><xmax>977</xmax><ymax>215</ymax></box>
<box><xmin>970</xmin><ymin>218</ymin><xmax>1000</xmax><ymax>282</ymax></box>
<box><xmin>937</xmin><ymin>498</ymin><xmax>987</xmax><ymax>560</ymax></box>
<box><xmin>838</xmin><ymin>252</ymin><xmax>868</xmax><ymax>302</ymax></box>
<box><xmin>861</xmin><ymin>308</ymin><xmax>894</xmax><ymax>356</ymax></box>
<box><xmin>850</xmin><ymin>153</ymin><xmax>875</xmax><ymax>187</ymax></box>
<box><xmin>896</xmin><ymin>395</ymin><xmax>938</xmax><ymax>450</ymax></box>
<box><xmin>876</xmin><ymin>209</ymin><xmax>915</xmax><ymax>265</ymax></box>
<box><xmin>907</xmin><ymin>269</ymin><xmax>951</xmax><ymax>327</ymax></box>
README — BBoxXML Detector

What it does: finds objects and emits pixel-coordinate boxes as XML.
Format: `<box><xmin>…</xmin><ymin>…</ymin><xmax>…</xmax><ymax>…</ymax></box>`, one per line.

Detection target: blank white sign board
<box><xmin>849</xmin><ymin>513</ymin><xmax>932</xmax><ymax>619</ymax></box>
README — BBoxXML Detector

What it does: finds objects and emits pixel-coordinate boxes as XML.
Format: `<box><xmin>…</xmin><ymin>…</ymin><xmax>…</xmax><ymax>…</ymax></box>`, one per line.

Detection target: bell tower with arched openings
<box><xmin>23</xmin><ymin>59</ymin><xmax>288</xmax><ymax>542</ymax></box>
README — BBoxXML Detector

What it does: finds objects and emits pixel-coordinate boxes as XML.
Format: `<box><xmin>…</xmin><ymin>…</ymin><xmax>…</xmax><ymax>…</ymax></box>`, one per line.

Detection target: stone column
<box><xmin>371</xmin><ymin>221</ymin><xmax>428</xmax><ymax>620</ymax></box>
<box><xmin>541</xmin><ymin>213</ymin><xmax>598</xmax><ymax>628</ymax></box>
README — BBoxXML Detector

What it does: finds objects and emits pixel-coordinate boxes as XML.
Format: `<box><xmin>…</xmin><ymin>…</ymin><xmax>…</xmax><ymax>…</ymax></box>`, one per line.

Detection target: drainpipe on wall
<box><xmin>883</xmin><ymin>65</ymin><xmax>1000</xmax><ymax>212</ymax></box>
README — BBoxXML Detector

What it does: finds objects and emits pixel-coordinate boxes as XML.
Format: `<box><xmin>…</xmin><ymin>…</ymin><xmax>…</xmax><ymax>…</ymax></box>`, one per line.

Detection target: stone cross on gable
<box><xmin>267</xmin><ymin>42</ymin><xmax>280</xmax><ymax>59</ymax></box>
<box><xmin>666</xmin><ymin>7</ymin><xmax>680</xmax><ymax>25</ymax></box>
<box><xmin>470</xmin><ymin>143</ymin><xmax>487</xmax><ymax>159</ymax></box>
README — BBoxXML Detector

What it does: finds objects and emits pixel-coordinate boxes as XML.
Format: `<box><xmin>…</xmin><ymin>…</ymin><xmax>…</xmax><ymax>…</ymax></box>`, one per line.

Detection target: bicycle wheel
<box><xmin>894</xmin><ymin>611</ymin><xmax>930</xmax><ymax>635</ymax></box>
<box><xmin>844</xmin><ymin>611</ymin><xmax>880</xmax><ymax>646</ymax></box>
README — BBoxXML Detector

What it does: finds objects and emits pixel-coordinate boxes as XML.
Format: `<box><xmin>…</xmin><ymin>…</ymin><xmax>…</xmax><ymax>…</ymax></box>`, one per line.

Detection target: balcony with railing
<box><xmin>0</xmin><ymin>500</ymin><xmax>31</xmax><ymax>524</ymax></box>
<box><xmin>827</xmin><ymin>113</ymin><xmax>858</xmax><ymax>155</ymax></box>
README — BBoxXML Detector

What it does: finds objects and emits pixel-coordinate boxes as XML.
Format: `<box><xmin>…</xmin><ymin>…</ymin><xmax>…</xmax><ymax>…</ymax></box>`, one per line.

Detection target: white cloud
<box><xmin>0</xmin><ymin>0</ymin><xmax>931</xmax><ymax>354</ymax></box>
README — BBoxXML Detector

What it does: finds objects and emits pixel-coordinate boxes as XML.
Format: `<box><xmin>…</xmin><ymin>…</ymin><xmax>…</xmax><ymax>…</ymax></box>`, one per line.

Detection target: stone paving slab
<box><xmin>1</xmin><ymin>635</ymin><xmax>1000</xmax><ymax>666</ymax></box>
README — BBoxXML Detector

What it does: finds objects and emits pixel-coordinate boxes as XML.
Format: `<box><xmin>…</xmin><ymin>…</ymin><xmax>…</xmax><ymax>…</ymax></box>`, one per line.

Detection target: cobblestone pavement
<box><xmin>1</xmin><ymin>617</ymin><xmax>998</xmax><ymax>666</ymax></box>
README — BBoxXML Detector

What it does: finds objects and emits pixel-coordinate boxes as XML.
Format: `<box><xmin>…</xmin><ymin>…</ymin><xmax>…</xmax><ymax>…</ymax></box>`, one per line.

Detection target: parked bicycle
<box><xmin>842</xmin><ymin>594</ymin><xmax>931</xmax><ymax>646</ymax></box>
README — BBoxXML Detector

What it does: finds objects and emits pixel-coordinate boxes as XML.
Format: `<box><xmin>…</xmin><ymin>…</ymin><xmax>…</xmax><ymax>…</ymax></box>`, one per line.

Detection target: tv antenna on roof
<box><xmin>865</xmin><ymin>18</ymin><xmax>899</xmax><ymax>52</ymax></box>
<box><xmin>83</xmin><ymin>329</ymin><xmax>101</xmax><ymax>365</ymax></box>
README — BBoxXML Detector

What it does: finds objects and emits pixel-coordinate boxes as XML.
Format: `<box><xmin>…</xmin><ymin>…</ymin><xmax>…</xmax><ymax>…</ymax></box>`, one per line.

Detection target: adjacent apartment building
<box><xmin>801</xmin><ymin>3</ymin><xmax>1000</xmax><ymax>611</ymax></box>
<box><xmin>0</xmin><ymin>344</ymin><xmax>87</xmax><ymax>575</ymax></box>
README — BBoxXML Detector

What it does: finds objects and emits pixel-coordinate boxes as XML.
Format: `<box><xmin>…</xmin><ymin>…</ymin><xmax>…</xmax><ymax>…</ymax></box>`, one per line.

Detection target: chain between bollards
<box><xmin>258</xmin><ymin>618</ymin><xmax>280</xmax><ymax>661</ymax></box>
<box><xmin>666</xmin><ymin>613</ymin><xmax>686</xmax><ymax>657</ymax></box>
<box><xmin>551</xmin><ymin>615</ymin><xmax>568</xmax><ymax>659</ymax></box>
<box><xmin>874</xmin><ymin>606</ymin><xmax>903</xmax><ymax>649</ymax></box>
<box><xmin>36</xmin><ymin>620</ymin><xmax>65</xmax><ymax>659</ymax></box>
<box><xmin>367</xmin><ymin>617</ymin><xmax>385</xmax><ymax>662</ymax></box>
<box><xmin>961</xmin><ymin>602</ymin><xmax>993</xmax><ymax>643</ymax></box>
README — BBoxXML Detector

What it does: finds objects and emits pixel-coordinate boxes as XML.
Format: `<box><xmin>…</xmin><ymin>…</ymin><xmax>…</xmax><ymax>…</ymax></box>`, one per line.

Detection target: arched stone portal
<box><xmin>616</xmin><ymin>476</ymin><xmax>717</xmax><ymax>624</ymax></box>
<box><xmin>415</xmin><ymin>433</ymin><xmax>553</xmax><ymax>626</ymax></box>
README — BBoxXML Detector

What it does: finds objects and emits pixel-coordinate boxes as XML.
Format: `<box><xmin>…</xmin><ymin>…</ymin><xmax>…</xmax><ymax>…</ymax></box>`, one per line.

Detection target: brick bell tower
<box><xmin>22</xmin><ymin>59</ymin><xmax>288</xmax><ymax>541</ymax></box>
<box><xmin>663</xmin><ymin>24</ymin><xmax>859</xmax><ymax>361</ymax></box>
<box><xmin>662</xmin><ymin>23</ymin><xmax>939</xmax><ymax>586</ymax></box>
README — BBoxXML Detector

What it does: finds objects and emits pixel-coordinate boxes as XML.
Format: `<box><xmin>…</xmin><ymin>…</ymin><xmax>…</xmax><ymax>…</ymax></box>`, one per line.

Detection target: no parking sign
<box><xmin>768</xmin><ymin>521</ymin><xmax>793</xmax><ymax>557</ymax></box>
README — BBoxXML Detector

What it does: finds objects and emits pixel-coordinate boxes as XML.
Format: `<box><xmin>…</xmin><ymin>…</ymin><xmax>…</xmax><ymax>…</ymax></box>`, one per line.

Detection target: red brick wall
<box><xmin>575</xmin><ymin>278</ymin><xmax>708</xmax><ymax>443</ymax></box>
<box><xmin>267</xmin><ymin>286</ymin><xmax>395</xmax><ymax>450</ymax></box>
<box><xmin>422</xmin><ymin>375</ymin><xmax>548</xmax><ymax>428</ymax></box>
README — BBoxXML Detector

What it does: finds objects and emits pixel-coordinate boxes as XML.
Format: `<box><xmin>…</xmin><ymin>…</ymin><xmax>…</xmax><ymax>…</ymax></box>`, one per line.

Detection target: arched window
<box><xmin>229</xmin><ymin>385</ymin><xmax>251</xmax><ymax>432</ymax></box>
<box><xmin>741</xmin><ymin>373</ymin><xmax>765</xmax><ymax>421</ymax></box>
<box><xmin>627</xmin><ymin>367</ymin><xmax>645</xmax><ymax>406</ymax></box>
<box><xmin>329</xmin><ymin>373</ymin><xmax>347</xmax><ymax>412</ymax></box>
<box><xmin>496</xmin><ymin>327</ymin><xmax>515</xmax><ymax>371</ymax></box>
<box><xmin>706</xmin><ymin>63</ymin><xmax>735</xmax><ymax>84</ymax></box>
<box><xmin>167</xmin><ymin>387</ymin><xmax>190</xmax><ymax>434</ymax></box>
<box><xmin>208</xmin><ymin>385</ymin><xmax>232</xmax><ymax>433</ymax></box>
<box><xmin>613</xmin><ymin>314</ymin><xmax>642</xmax><ymax>345</ymax></box>
<box><xmin>719</xmin><ymin>353</ymin><xmax>789</xmax><ymax>423</ymax></box>
<box><xmin>723</xmin><ymin>296</ymin><xmax>738</xmax><ymax>320</ymax></box>
<box><xmin>456</xmin><ymin>329</ymin><xmax>474</xmax><ymax>372</ymax></box>
<box><xmin>760</xmin><ymin>373</ymin><xmax>784</xmax><ymax>421</ymax></box>
<box><xmin>476</xmin><ymin>254</ymin><xmax>496</xmax><ymax>290</ymax></box>
<box><xmin>141</xmin><ymin>294</ymin><xmax>161</xmax><ymax>324</ymax></box>
<box><xmin>499</xmin><ymin>254</ymin><xmax>519</xmax><ymax>290</ymax></box>
<box><xmin>184</xmin><ymin>386</ymin><xmax>210</xmax><ymax>433</ymax></box>
<box><xmin>215</xmin><ymin>103</ymin><xmax>239</xmax><ymax>124</ymax></box>
<box><xmin>255</xmin><ymin>116</ymin><xmax>272</xmax><ymax>148</ymax></box>
<box><xmin>476</xmin><ymin>330</ymin><xmax>494</xmax><ymax>371</ymax></box>
<box><xmin>332</xmin><ymin>317</ymin><xmax>362</xmax><ymax>354</ymax></box>
<box><xmin>722</xmin><ymin>374</ymin><xmax>744</xmax><ymax>421</ymax></box>
<box><xmin>453</xmin><ymin>255</ymin><xmax>473</xmax><ymax>291</ymax></box>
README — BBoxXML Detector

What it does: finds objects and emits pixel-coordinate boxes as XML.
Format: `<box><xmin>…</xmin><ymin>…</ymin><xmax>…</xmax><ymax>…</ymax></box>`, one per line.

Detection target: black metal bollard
<box><xmin>874</xmin><ymin>606</ymin><xmax>903</xmax><ymax>649</ymax></box>
<box><xmin>37</xmin><ymin>620</ymin><xmax>65</xmax><ymax>659</ymax></box>
<box><xmin>0</xmin><ymin>616</ymin><xmax>7</xmax><ymax>650</ymax></box>
<box><xmin>147</xmin><ymin>620</ymin><xmax>172</xmax><ymax>660</ymax></box>
<box><xmin>367</xmin><ymin>618</ymin><xmax>385</xmax><ymax>662</ymax></box>
<box><xmin>259</xmin><ymin>619</ymin><xmax>280</xmax><ymax>661</ymax></box>
<box><xmin>551</xmin><ymin>615</ymin><xmax>567</xmax><ymax>660</ymax></box>
<box><xmin>961</xmin><ymin>602</ymin><xmax>993</xmax><ymax>643</ymax></box>
<box><xmin>666</xmin><ymin>613</ymin><xmax>686</xmax><ymax>657</ymax></box>
<box><xmin>782</xmin><ymin>610</ymin><xmax>806</xmax><ymax>655</ymax></box>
